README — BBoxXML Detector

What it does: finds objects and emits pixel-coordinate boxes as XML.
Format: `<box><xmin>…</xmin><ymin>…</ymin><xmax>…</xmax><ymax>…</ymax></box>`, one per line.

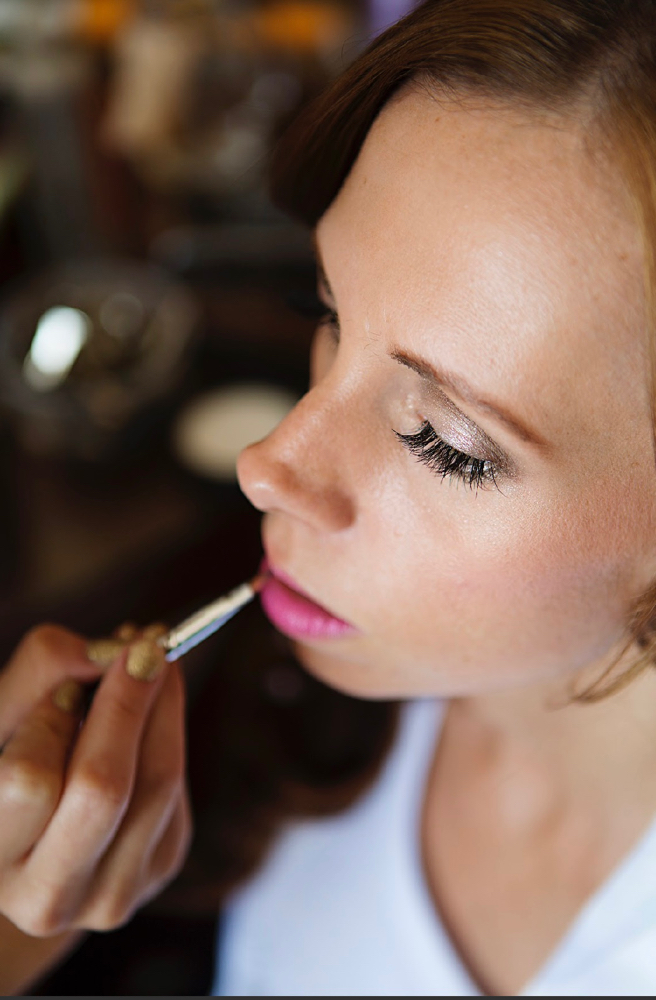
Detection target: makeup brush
<box><xmin>158</xmin><ymin>573</ymin><xmax>268</xmax><ymax>662</ymax></box>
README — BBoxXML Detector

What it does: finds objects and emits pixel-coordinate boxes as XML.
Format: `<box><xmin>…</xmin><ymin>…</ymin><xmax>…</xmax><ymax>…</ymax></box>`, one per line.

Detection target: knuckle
<box><xmin>176</xmin><ymin>800</ymin><xmax>193</xmax><ymax>864</ymax></box>
<box><xmin>10</xmin><ymin>891</ymin><xmax>67</xmax><ymax>938</ymax></box>
<box><xmin>11</xmin><ymin>624</ymin><xmax>83</xmax><ymax>692</ymax></box>
<box><xmin>0</xmin><ymin>756</ymin><xmax>60</xmax><ymax>810</ymax></box>
<box><xmin>18</xmin><ymin>624</ymin><xmax>64</xmax><ymax>665</ymax></box>
<box><xmin>158</xmin><ymin>839</ymin><xmax>186</xmax><ymax>885</ymax></box>
<box><xmin>159</xmin><ymin>803</ymin><xmax>193</xmax><ymax>880</ymax></box>
<box><xmin>169</xmin><ymin>830</ymin><xmax>191</xmax><ymax>879</ymax></box>
<box><xmin>20</xmin><ymin>910</ymin><xmax>62</xmax><ymax>937</ymax></box>
<box><xmin>73</xmin><ymin>759</ymin><xmax>129</xmax><ymax>813</ymax></box>
<box><xmin>140</xmin><ymin>764</ymin><xmax>182</xmax><ymax>803</ymax></box>
<box><xmin>86</xmin><ymin>894</ymin><xmax>136</xmax><ymax>932</ymax></box>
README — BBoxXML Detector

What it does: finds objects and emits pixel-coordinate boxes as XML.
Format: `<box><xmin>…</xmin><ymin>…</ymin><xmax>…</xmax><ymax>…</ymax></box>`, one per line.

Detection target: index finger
<box><xmin>31</xmin><ymin>644</ymin><xmax>169</xmax><ymax>892</ymax></box>
<box><xmin>0</xmin><ymin>626</ymin><xmax>102</xmax><ymax>746</ymax></box>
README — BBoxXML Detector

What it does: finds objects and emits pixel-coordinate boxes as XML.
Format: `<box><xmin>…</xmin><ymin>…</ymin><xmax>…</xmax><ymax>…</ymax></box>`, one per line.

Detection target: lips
<box><xmin>259</xmin><ymin>558</ymin><xmax>356</xmax><ymax>640</ymax></box>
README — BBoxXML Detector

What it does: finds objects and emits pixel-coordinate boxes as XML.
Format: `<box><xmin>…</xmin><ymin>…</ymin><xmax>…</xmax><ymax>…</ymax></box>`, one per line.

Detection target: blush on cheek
<box><xmin>446</xmin><ymin>500</ymin><xmax>636</xmax><ymax>672</ymax></box>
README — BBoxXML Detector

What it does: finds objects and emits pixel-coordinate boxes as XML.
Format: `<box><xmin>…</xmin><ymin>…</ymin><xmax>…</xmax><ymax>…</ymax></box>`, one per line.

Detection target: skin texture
<box><xmin>238</xmin><ymin>89</ymin><xmax>656</xmax><ymax>993</ymax></box>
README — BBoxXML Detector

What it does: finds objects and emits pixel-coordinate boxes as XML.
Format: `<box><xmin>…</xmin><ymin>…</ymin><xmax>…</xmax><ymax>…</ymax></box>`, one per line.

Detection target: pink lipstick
<box><xmin>259</xmin><ymin>559</ymin><xmax>356</xmax><ymax>640</ymax></box>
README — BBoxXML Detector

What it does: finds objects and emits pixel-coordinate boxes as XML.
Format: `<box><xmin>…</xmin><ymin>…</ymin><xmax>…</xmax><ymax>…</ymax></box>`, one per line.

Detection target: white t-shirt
<box><xmin>212</xmin><ymin>699</ymin><xmax>656</xmax><ymax>996</ymax></box>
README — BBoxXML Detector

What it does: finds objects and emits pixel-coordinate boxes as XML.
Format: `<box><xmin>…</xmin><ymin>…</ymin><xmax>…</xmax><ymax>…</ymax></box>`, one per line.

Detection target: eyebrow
<box><xmin>391</xmin><ymin>349</ymin><xmax>549</xmax><ymax>449</ymax></box>
<box><xmin>312</xmin><ymin>235</ymin><xmax>548</xmax><ymax>451</ymax></box>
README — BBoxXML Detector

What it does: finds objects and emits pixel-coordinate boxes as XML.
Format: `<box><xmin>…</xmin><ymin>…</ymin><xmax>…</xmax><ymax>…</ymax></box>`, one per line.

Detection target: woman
<box><xmin>2</xmin><ymin>0</ymin><xmax>656</xmax><ymax>994</ymax></box>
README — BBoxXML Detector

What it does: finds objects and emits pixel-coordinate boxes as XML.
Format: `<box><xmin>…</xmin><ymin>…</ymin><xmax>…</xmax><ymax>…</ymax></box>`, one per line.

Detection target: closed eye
<box><xmin>287</xmin><ymin>288</ymin><xmax>340</xmax><ymax>336</ymax></box>
<box><xmin>396</xmin><ymin>420</ymin><xmax>500</xmax><ymax>490</ymax></box>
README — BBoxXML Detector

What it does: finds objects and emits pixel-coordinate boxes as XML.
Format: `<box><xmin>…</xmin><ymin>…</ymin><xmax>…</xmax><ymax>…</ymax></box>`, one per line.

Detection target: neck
<box><xmin>448</xmin><ymin>658</ymin><xmax>656</xmax><ymax>825</ymax></box>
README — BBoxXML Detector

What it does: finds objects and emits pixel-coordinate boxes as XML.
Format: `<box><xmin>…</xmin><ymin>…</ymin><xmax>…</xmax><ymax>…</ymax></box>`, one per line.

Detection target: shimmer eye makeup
<box><xmin>395</xmin><ymin>421</ymin><xmax>501</xmax><ymax>489</ymax></box>
<box><xmin>391</xmin><ymin>349</ymin><xmax>513</xmax><ymax>478</ymax></box>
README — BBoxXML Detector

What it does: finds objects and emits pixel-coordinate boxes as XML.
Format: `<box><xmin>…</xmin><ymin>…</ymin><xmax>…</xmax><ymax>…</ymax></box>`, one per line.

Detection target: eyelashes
<box><xmin>395</xmin><ymin>421</ymin><xmax>499</xmax><ymax>490</ymax></box>
<box><xmin>286</xmin><ymin>289</ymin><xmax>339</xmax><ymax>331</ymax></box>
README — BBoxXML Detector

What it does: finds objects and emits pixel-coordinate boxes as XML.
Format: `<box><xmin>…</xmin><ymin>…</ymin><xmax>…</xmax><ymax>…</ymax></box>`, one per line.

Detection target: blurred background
<box><xmin>0</xmin><ymin>0</ymin><xmax>412</xmax><ymax>993</ymax></box>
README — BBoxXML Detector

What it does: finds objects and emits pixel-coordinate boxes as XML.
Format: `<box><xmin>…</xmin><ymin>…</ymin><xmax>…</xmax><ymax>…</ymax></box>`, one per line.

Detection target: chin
<box><xmin>292</xmin><ymin>641</ymin><xmax>402</xmax><ymax>701</ymax></box>
<box><xmin>292</xmin><ymin>638</ymin><xmax>556</xmax><ymax>702</ymax></box>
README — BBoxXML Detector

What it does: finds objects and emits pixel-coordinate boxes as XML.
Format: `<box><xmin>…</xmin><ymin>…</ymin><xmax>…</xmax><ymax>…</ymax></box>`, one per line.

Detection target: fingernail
<box><xmin>86</xmin><ymin>638</ymin><xmax>126</xmax><ymax>668</ymax></box>
<box><xmin>53</xmin><ymin>680</ymin><xmax>84</xmax><ymax>714</ymax></box>
<box><xmin>115</xmin><ymin>622</ymin><xmax>138</xmax><ymax>642</ymax></box>
<box><xmin>126</xmin><ymin>639</ymin><xmax>166</xmax><ymax>682</ymax></box>
<box><xmin>141</xmin><ymin>622</ymin><xmax>168</xmax><ymax>641</ymax></box>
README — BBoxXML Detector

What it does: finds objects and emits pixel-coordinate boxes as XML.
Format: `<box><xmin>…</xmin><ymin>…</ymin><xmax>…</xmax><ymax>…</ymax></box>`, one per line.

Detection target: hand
<box><xmin>0</xmin><ymin>624</ymin><xmax>191</xmax><ymax>938</ymax></box>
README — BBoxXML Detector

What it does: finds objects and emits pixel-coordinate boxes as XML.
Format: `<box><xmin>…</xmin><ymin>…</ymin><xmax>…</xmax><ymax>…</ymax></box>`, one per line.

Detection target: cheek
<box><xmin>365</xmin><ymin>474</ymin><xmax>644</xmax><ymax>676</ymax></box>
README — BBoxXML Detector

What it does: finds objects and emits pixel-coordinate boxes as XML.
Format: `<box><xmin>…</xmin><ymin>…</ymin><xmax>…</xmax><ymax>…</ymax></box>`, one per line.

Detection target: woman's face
<box><xmin>238</xmin><ymin>88</ymin><xmax>656</xmax><ymax>699</ymax></box>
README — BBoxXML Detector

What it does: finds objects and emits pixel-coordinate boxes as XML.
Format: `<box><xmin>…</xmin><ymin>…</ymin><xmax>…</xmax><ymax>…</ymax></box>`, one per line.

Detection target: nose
<box><xmin>237</xmin><ymin>387</ymin><xmax>356</xmax><ymax>533</ymax></box>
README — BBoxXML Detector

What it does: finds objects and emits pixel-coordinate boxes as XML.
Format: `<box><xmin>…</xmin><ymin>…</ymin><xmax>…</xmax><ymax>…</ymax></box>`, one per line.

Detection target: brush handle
<box><xmin>159</xmin><ymin>581</ymin><xmax>258</xmax><ymax>662</ymax></box>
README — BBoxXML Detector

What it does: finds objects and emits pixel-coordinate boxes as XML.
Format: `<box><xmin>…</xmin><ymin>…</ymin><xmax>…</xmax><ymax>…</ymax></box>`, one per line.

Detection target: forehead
<box><xmin>318</xmin><ymin>88</ymin><xmax>650</xmax><ymax>466</ymax></box>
